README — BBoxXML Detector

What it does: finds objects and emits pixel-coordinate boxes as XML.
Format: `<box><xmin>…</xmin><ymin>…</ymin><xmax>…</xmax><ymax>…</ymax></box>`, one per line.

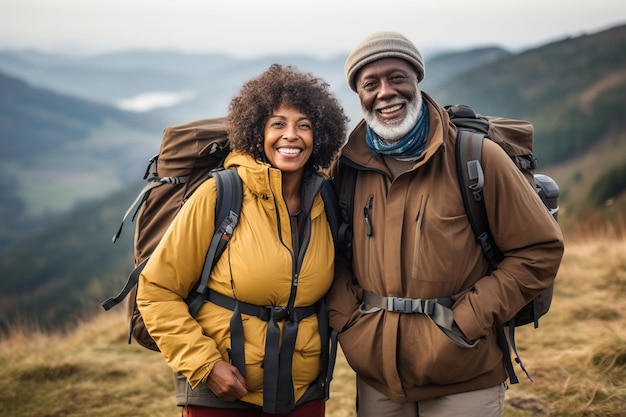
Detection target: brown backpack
<box><xmin>450</xmin><ymin>104</ymin><xmax>560</xmax><ymax>383</ymax></box>
<box><xmin>102</xmin><ymin>118</ymin><xmax>241</xmax><ymax>351</ymax></box>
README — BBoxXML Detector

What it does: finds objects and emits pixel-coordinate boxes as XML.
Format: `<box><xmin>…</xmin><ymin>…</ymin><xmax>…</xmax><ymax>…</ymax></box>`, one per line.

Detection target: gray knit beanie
<box><xmin>345</xmin><ymin>31</ymin><xmax>425</xmax><ymax>92</ymax></box>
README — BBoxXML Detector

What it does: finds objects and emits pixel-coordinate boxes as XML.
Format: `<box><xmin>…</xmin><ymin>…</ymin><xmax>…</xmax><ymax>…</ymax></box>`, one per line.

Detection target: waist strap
<box><xmin>362</xmin><ymin>291</ymin><xmax>453</xmax><ymax>313</ymax></box>
<box><xmin>206</xmin><ymin>289</ymin><xmax>319</xmax><ymax>414</ymax></box>
<box><xmin>361</xmin><ymin>291</ymin><xmax>478</xmax><ymax>349</ymax></box>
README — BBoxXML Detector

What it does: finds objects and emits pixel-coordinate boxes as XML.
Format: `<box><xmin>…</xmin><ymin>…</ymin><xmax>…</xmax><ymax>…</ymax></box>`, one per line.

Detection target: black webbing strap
<box><xmin>495</xmin><ymin>326</ymin><xmax>518</xmax><ymax>384</ymax></box>
<box><xmin>207</xmin><ymin>290</ymin><xmax>319</xmax><ymax>414</ymax></box>
<box><xmin>455</xmin><ymin>130</ymin><xmax>520</xmax><ymax>382</ymax></box>
<box><xmin>207</xmin><ymin>290</ymin><xmax>318</xmax><ymax>321</ymax></box>
<box><xmin>187</xmin><ymin>168</ymin><xmax>242</xmax><ymax>317</ymax></box>
<box><xmin>101</xmin><ymin>258</ymin><xmax>148</xmax><ymax>311</ymax></box>
<box><xmin>507</xmin><ymin>320</ymin><xmax>533</xmax><ymax>382</ymax></box>
<box><xmin>316</xmin><ymin>298</ymin><xmax>337</xmax><ymax>400</ymax></box>
<box><xmin>455</xmin><ymin>130</ymin><xmax>503</xmax><ymax>269</ymax></box>
<box><xmin>320</xmin><ymin>180</ymin><xmax>340</xmax><ymax>244</ymax></box>
<box><xmin>103</xmin><ymin>168</ymin><xmax>240</xmax><ymax>344</ymax></box>
<box><xmin>337</xmin><ymin>160</ymin><xmax>358</xmax><ymax>259</ymax></box>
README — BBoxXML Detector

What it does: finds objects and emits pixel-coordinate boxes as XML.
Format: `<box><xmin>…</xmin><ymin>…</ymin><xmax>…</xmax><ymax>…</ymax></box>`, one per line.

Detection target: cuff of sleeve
<box><xmin>453</xmin><ymin>301</ymin><xmax>483</xmax><ymax>342</ymax></box>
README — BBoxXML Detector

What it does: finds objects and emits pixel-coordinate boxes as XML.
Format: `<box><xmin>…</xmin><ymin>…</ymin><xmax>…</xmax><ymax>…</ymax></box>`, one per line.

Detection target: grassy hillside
<box><xmin>0</xmin><ymin>185</ymin><xmax>137</xmax><ymax>332</ymax></box>
<box><xmin>543</xmin><ymin>130</ymin><xmax>626</xmax><ymax>223</ymax></box>
<box><xmin>428</xmin><ymin>23</ymin><xmax>626</xmax><ymax>225</ymax></box>
<box><xmin>1</xmin><ymin>232</ymin><xmax>624</xmax><ymax>416</ymax></box>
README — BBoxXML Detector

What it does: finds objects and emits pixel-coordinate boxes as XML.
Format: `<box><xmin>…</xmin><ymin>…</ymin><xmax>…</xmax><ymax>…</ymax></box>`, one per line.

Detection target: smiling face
<box><xmin>263</xmin><ymin>104</ymin><xmax>314</xmax><ymax>178</ymax></box>
<box><xmin>355</xmin><ymin>57</ymin><xmax>422</xmax><ymax>141</ymax></box>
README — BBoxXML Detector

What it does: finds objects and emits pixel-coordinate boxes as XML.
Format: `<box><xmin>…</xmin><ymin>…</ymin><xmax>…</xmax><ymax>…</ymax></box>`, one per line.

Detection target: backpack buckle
<box><xmin>391</xmin><ymin>298</ymin><xmax>412</xmax><ymax>313</ymax></box>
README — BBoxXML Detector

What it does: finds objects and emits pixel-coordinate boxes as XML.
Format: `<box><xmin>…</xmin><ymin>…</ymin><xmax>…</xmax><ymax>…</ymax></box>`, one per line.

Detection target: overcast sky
<box><xmin>1</xmin><ymin>0</ymin><xmax>625</xmax><ymax>58</ymax></box>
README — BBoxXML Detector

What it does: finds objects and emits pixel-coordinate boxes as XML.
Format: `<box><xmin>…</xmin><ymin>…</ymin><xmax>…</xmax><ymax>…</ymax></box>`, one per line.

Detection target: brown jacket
<box><xmin>326</xmin><ymin>93</ymin><xmax>564</xmax><ymax>402</ymax></box>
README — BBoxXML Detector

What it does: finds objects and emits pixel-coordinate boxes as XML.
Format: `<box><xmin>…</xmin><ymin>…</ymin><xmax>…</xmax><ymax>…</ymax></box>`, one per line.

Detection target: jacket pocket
<box><xmin>410</xmin><ymin>194</ymin><xmax>426</xmax><ymax>279</ymax></box>
<box><xmin>399</xmin><ymin>315</ymin><xmax>498</xmax><ymax>386</ymax></box>
<box><xmin>410</xmin><ymin>199</ymin><xmax>469</xmax><ymax>284</ymax></box>
<box><xmin>337</xmin><ymin>312</ymin><xmax>382</xmax><ymax>383</ymax></box>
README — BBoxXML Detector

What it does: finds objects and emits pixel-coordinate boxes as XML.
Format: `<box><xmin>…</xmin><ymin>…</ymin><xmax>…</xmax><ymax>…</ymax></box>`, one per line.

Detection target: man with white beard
<box><xmin>326</xmin><ymin>31</ymin><xmax>564</xmax><ymax>417</ymax></box>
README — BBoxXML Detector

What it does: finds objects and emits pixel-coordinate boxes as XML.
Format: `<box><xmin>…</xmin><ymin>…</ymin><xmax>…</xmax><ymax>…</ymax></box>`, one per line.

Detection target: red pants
<box><xmin>185</xmin><ymin>399</ymin><xmax>325</xmax><ymax>417</ymax></box>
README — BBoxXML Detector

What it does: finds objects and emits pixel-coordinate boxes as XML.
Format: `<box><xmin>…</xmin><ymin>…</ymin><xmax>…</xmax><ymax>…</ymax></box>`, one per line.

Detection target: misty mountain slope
<box><xmin>1</xmin><ymin>72</ymin><xmax>136</xmax><ymax>157</ymax></box>
<box><xmin>0</xmin><ymin>47</ymin><xmax>502</xmax><ymax>127</ymax></box>
<box><xmin>430</xmin><ymin>24</ymin><xmax>626</xmax><ymax>166</ymax></box>
<box><xmin>0</xmin><ymin>71</ymin><xmax>162</xmax><ymax>213</ymax></box>
<box><xmin>419</xmin><ymin>46</ymin><xmax>511</xmax><ymax>91</ymax></box>
<box><xmin>0</xmin><ymin>50</ymin><xmax>202</xmax><ymax>105</ymax></box>
<box><xmin>0</xmin><ymin>183</ymin><xmax>138</xmax><ymax>332</ymax></box>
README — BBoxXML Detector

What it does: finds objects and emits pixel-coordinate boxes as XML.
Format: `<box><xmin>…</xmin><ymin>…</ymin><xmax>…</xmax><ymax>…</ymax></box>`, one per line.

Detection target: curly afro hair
<box><xmin>226</xmin><ymin>64</ymin><xmax>348</xmax><ymax>171</ymax></box>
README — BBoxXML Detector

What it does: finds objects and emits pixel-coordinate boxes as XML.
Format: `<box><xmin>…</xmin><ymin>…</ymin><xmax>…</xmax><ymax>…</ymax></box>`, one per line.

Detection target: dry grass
<box><xmin>1</xmin><ymin>232</ymin><xmax>625</xmax><ymax>416</ymax></box>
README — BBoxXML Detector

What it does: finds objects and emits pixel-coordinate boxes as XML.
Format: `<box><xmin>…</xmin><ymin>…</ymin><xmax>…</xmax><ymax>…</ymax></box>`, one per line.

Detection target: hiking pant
<box><xmin>356</xmin><ymin>376</ymin><xmax>506</xmax><ymax>417</ymax></box>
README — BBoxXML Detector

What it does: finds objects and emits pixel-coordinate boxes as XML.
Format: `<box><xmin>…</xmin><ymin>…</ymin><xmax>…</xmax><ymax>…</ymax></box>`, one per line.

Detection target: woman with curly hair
<box><xmin>137</xmin><ymin>64</ymin><xmax>348</xmax><ymax>417</ymax></box>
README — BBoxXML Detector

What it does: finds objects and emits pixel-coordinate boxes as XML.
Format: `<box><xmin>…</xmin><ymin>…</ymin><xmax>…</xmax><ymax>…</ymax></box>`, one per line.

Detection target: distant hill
<box><xmin>0</xmin><ymin>46</ymin><xmax>512</xmax><ymax>128</ymax></box>
<box><xmin>0</xmin><ymin>72</ymin><xmax>158</xmax><ymax>160</ymax></box>
<box><xmin>430</xmin><ymin>24</ymin><xmax>626</xmax><ymax>166</ymax></box>
<box><xmin>419</xmin><ymin>46</ymin><xmax>511</xmax><ymax>91</ymax></box>
<box><xmin>0</xmin><ymin>71</ymin><xmax>164</xmax><ymax>253</ymax></box>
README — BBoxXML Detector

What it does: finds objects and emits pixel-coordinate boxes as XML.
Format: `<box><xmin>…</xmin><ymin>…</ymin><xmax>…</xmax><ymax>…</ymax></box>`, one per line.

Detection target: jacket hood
<box><xmin>223</xmin><ymin>150</ymin><xmax>327</xmax><ymax>219</ymax></box>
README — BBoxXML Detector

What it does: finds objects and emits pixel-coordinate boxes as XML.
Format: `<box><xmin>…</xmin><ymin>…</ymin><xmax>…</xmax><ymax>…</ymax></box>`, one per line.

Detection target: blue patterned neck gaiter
<box><xmin>365</xmin><ymin>100</ymin><xmax>429</xmax><ymax>158</ymax></box>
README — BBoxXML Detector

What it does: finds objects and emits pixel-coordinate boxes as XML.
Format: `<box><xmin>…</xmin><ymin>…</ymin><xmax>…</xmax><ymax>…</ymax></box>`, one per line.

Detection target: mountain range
<box><xmin>0</xmin><ymin>23</ymin><xmax>625</xmax><ymax>332</ymax></box>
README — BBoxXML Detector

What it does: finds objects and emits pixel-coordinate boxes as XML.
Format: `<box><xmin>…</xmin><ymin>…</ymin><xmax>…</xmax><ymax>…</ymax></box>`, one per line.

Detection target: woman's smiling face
<box><xmin>263</xmin><ymin>104</ymin><xmax>314</xmax><ymax>176</ymax></box>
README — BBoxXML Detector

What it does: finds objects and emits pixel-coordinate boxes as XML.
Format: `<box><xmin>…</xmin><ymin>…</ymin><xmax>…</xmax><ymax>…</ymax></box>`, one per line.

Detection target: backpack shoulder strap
<box><xmin>455</xmin><ymin>130</ymin><xmax>501</xmax><ymax>269</ymax></box>
<box><xmin>187</xmin><ymin>167</ymin><xmax>243</xmax><ymax>316</ymax></box>
<box><xmin>336</xmin><ymin>160</ymin><xmax>358</xmax><ymax>258</ymax></box>
<box><xmin>320</xmin><ymin>180</ymin><xmax>340</xmax><ymax>244</ymax></box>
<box><xmin>456</xmin><ymin>131</ymin><xmax>531</xmax><ymax>384</ymax></box>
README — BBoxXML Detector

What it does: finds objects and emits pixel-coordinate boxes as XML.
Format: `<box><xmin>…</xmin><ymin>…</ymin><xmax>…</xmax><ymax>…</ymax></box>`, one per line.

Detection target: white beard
<box><xmin>362</xmin><ymin>84</ymin><xmax>423</xmax><ymax>142</ymax></box>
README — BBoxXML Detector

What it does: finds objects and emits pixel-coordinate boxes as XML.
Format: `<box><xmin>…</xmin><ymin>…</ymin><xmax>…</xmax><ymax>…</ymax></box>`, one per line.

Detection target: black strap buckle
<box><xmin>266</xmin><ymin>306</ymin><xmax>290</xmax><ymax>321</ymax></box>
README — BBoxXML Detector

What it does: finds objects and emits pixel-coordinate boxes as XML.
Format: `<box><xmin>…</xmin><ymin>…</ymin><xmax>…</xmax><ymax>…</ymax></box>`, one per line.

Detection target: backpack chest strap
<box><xmin>207</xmin><ymin>290</ymin><xmax>318</xmax><ymax>322</ymax></box>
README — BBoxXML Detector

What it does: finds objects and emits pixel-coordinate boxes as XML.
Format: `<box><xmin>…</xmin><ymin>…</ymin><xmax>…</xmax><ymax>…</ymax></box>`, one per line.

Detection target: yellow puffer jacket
<box><xmin>137</xmin><ymin>151</ymin><xmax>335</xmax><ymax>409</ymax></box>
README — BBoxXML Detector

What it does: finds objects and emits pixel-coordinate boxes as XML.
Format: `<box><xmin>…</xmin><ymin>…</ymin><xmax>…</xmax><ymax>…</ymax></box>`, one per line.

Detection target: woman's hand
<box><xmin>206</xmin><ymin>360</ymin><xmax>250</xmax><ymax>401</ymax></box>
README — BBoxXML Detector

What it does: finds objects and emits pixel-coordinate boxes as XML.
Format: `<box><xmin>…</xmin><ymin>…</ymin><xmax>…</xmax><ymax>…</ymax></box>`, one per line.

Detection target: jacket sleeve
<box><xmin>136</xmin><ymin>179</ymin><xmax>222</xmax><ymax>388</ymax></box>
<box><xmin>326</xmin><ymin>162</ymin><xmax>364</xmax><ymax>333</ymax></box>
<box><xmin>453</xmin><ymin>139</ymin><xmax>565</xmax><ymax>341</ymax></box>
<box><xmin>326</xmin><ymin>252</ymin><xmax>364</xmax><ymax>333</ymax></box>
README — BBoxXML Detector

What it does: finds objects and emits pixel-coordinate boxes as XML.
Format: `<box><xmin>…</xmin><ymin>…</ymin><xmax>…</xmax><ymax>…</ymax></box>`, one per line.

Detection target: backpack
<box><xmin>449</xmin><ymin>104</ymin><xmax>559</xmax><ymax>383</ymax></box>
<box><xmin>101</xmin><ymin>118</ymin><xmax>236</xmax><ymax>350</ymax></box>
<box><xmin>336</xmin><ymin>104</ymin><xmax>560</xmax><ymax>384</ymax></box>
<box><xmin>102</xmin><ymin>118</ymin><xmax>339</xmax><ymax>352</ymax></box>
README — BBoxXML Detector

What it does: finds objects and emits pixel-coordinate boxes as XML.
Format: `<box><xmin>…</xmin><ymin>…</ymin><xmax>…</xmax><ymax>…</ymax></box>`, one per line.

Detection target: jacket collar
<box><xmin>224</xmin><ymin>151</ymin><xmax>326</xmax><ymax>218</ymax></box>
<box><xmin>342</xmin><ymin>92</ymin><xmax>450</xmax><ymax>172</ymax></box>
